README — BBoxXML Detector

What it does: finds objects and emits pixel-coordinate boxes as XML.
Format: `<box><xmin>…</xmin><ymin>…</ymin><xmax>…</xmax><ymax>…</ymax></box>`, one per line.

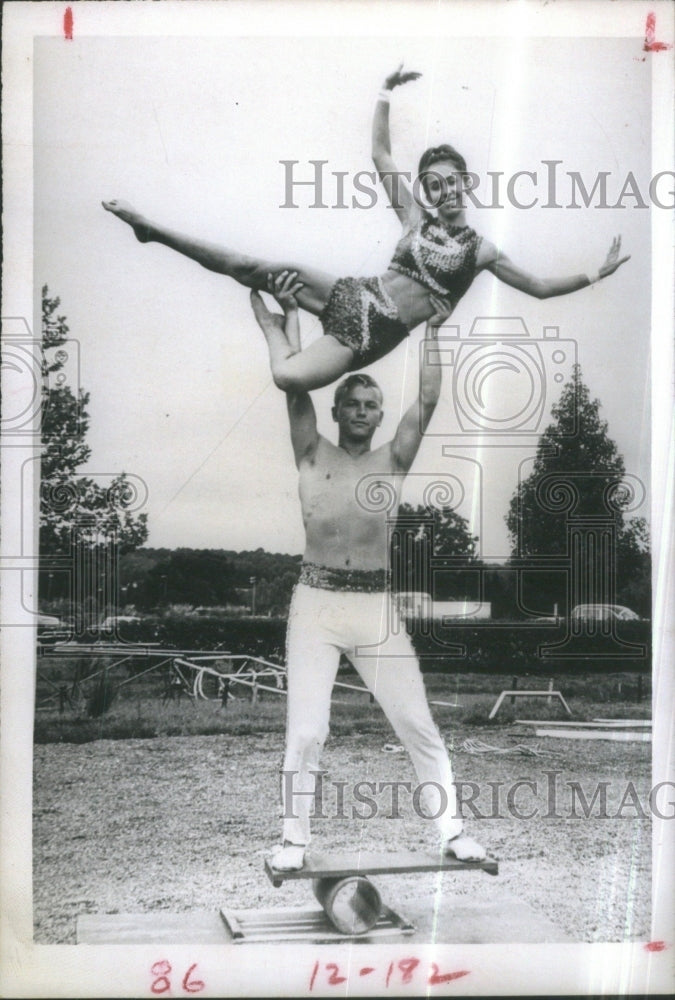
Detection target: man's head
<box><xmin>332</xmin><ymin>373</ymin><xmax>384</xmax><ymax>444</ymax></box>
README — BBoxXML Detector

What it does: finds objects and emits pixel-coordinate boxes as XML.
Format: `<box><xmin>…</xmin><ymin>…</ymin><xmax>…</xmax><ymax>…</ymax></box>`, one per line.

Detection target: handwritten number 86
<box><xmin>151</xmin><ymin>961</ymin><xmax>205</xmax><ymax>994</ymax></box>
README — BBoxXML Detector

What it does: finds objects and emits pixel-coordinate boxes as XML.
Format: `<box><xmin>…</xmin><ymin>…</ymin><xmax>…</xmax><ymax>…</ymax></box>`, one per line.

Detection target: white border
<box><xmin>2</xmin><ymin>2</ymin><xmax>673</xmax><ymax>996</ymax></box>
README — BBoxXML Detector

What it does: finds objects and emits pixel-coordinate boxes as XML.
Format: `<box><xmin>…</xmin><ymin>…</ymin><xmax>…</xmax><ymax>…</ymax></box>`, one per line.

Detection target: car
<box><xmin>36</xmin><ymin>613</ymin><xmax>70</xmax><ymax>645</ymax></box>
<box><xmin>570</xmin><ymin>604</ymin><xmax>641</xmax><ymax>622</ymax></box>
<box><xmin>100</xmin><ymin>615</ymin><xmax>142</xmax><ymax>629</ymax></box>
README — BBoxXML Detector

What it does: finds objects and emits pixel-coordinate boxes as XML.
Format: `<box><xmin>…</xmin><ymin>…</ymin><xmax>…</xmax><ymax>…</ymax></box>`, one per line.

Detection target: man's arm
<box><xmin>286</xmin><ymin>388</ymin><xmax>319</xmax><ymax>469</ymax></box>
<box><xmin>250</xmin><ymin>273</ymin><xmax>320</xmax><ymax>468</ymax></box>
<box><xmin>391</xmin><ymin>297</ymin><xmax>448</xmax><ymax>473</ymax></box>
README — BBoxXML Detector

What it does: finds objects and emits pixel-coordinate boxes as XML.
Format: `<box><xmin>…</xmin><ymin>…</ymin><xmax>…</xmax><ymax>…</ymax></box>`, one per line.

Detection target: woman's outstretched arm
<box><xmin>372</xmin><ymin>64</ymin><xmax>422</xmax><ymax>227</ymax></box>
<box><xmin>484</xmin><ymin>235</ymin><xmax>631</xmax><ymax>300</ymax></box>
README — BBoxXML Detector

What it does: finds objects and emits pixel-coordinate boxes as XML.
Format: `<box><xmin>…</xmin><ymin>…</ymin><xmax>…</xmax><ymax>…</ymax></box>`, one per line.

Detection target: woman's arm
<box><xmin>484</xmin><ymin>236</ymin><xmax>631</xmax><ymax>300</ymax></box>
<box><xmin>372</xmin><ymin>64</ymin><xmax>422</xmax><ymax>227</ymax></box>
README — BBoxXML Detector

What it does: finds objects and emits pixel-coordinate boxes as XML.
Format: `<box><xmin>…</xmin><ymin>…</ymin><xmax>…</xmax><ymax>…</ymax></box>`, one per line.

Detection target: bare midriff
<box><xmin>380</xmin><ymin>269</ymin><xmax>443</xmax><ymax>329</ymax></box>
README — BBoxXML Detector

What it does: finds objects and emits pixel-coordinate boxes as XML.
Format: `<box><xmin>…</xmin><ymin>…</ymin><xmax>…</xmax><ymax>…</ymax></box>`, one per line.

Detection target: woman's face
<box><xmin>422</xmin><ymin>160</ymin><xmax>466</xmax><ymax>218</ymax></box>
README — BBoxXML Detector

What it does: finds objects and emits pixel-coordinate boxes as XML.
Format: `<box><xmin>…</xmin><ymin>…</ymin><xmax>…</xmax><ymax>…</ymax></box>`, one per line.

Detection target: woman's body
<box><xmin>103</xmin><ymin>65</ymin><xmax>629</xmax><ymax>391</ymax></box>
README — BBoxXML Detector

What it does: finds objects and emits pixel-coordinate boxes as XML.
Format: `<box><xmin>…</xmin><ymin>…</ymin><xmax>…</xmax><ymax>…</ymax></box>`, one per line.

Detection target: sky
<box><xmin>33</xmin><ymin>26</ymin><xmax>655</xmax><ymax>561</ymax></box>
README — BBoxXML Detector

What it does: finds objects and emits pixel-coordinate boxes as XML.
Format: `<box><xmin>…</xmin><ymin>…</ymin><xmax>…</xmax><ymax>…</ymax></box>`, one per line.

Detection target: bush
<box><xmin>408</xmin><ymin>620</ymin><xmax>651</xmax><ymax>673</ymax></box>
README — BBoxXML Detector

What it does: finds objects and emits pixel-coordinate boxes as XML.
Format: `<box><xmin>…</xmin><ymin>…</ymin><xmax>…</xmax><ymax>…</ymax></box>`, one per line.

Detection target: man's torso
<box><xmin>299</xmin><ymin>436</ymin><xmax>401</xmax><ymax>571</ymax></box>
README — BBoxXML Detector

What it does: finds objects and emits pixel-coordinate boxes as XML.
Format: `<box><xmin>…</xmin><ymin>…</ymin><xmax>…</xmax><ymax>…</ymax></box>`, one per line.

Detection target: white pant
<box><xmin>281</xmin><ymin>583</ymin><xmax>463</xmax><ymax>845</ymax></box>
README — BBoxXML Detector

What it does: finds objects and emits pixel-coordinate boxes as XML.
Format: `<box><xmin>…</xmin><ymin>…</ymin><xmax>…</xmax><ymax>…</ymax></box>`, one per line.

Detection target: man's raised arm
<box><xmin>249</xmin><ymin>276</ymin><xmax>319</xmax><ymax>469</ymax></box>
<box><xmin>391</xmin><ymin>296</ymin><xmax>450</xmax><ymax>473</ymax></box>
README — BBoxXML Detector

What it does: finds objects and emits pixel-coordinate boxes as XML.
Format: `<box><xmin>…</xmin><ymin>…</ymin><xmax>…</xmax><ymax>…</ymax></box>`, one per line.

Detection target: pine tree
<box><xmin>505</xmin><ymin>364</ymin><xmax>649</xmax><ymax>613</ymax></box>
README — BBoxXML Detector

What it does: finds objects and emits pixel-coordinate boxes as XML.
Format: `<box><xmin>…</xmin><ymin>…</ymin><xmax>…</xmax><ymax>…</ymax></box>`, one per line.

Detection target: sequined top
<box><xmin>388</xmin><ymin>214</ymin><xmax>482</xmax><ymax>301</ymax></box>
<box><xmin>299</xmin><ymin>561</ymin><xmax>390</xmax><ymax>593</ymax></box>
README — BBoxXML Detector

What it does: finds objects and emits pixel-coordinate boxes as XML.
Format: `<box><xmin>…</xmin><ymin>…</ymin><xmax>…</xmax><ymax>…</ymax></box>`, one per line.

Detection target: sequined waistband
<box><xmin>299</xmin><ymin>562</ymin><xmax>390</xmax><ymax>593</ymax></box>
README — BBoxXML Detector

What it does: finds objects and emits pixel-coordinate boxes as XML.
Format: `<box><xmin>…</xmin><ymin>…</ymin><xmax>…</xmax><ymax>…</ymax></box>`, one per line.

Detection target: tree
<box><xmin>40</xmin><ymin>287</ymin><xmax>149</xmax><ymax>613</ymax></box>
<box><xmin>142</xmin><ymin>550</ymin><xmax>238</xmax><ymax>608</ymax></box>
<box><xmin>505</xmin><ymin>364</ymin><xmax>650</xmax><ymax>614</ymax></box>
<box><xmin>392</xmin><ymin>503</ymin><xmax>481</xmax><ymax>600</ymax></box>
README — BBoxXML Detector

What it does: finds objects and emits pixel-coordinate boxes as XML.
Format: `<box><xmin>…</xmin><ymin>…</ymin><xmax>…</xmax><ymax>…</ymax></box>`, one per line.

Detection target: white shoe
<box><xmin>443</xmin><ymin>833</ymin><xmax>486</xmax><ymax>862</ymax></box>
<box><xmin>269</xmin><ymin>842</ymin><xmax>306</xmax><ymax>871</ymax></box>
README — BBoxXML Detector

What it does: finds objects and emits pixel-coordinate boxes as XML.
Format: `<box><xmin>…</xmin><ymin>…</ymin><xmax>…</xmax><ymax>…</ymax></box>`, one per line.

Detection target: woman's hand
<box><xmin>383</xmin><ymin>63</ymin><xmax>422</xmax><ymax>91</ymax></box>
<box><xmin>598</xmin><ymin>235</ymin><xmax>631</xmax><ymax>279</ymax></box>
<box><xmin>267</xmin><ymin>270</ymin><xmax>304</xmax><ymax>312</ymax></box>
<box><xmin>427</xmin><ymin>294</ymin><xmax>454</xmax><ymax>330</ymax></box>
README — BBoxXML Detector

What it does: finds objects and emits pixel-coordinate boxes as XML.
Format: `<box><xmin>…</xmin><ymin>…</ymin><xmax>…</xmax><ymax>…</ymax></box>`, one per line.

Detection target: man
<box><xmin>250</xmin><ymin>272</ymin><xmax>485</xmax><ymax>872</ymax></box>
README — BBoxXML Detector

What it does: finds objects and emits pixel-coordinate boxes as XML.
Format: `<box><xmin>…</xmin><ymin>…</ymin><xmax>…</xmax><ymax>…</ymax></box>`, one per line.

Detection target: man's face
<box><xmin>333</xmin><ymin>385</ymin><xmax>384</xmax><ymax>441</ymax></box>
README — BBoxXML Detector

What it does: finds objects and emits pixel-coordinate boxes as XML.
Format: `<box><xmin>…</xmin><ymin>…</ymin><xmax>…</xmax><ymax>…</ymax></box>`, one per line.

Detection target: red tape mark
<box><xmin>644</xmin><ymin>941</ymin><xmax>668</xmax><ymax>952</ymax></box>
<box><xmin>644</xmin><ymin>12</ymin><xmax>671</xmax><ymax>52</ymax></box>
<box><xmin>64</xmin><ymin>7</ymin><xmax>73</xmax><ymax>41</ymax></box>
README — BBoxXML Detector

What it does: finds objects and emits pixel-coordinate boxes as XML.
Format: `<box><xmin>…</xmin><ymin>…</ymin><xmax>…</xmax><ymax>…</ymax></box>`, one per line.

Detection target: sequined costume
<box><xmin>319</xmin><ymin>216</ymin><xmax>481</xmax><ymax>368</ymax></box>
<box><xmin>319</xmin><ymin>276</ymin><xmax>408</xmax><ymax>369</ymax></box>
<box><xmin>389</xmin><ymin>214</ymin><xmax>482</xmax><ymax>300</ymax></box>
<box><xmin>299</xmin><ymin>561</ymin><xmax>390</xmax><ymax>593</ymax></box>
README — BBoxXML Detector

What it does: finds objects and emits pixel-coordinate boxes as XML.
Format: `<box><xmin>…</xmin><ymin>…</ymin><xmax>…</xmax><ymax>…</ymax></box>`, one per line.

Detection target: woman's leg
<box><xmin>102</xmin><ymin>199</ymin><xmax>336</xmax><ymax>315</ymax></box>
<box><xmin>249</xmin><ymin>292</ymin><xmax>354</xmax><ymax>392</ymax></box>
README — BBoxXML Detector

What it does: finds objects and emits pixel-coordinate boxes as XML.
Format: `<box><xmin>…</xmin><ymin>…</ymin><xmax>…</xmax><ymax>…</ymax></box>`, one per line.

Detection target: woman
<box><xmin>103</xmin><ymin>65</ymin><xmax>629</xmax><ymax>392</ymax></box>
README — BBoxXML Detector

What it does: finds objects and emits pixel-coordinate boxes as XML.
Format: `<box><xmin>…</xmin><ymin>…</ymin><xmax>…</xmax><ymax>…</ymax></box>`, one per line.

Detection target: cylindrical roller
<box><xmin>313</xmin><ymin>875</ymin><xmax>382</xmax><ymax>935</ymax></box>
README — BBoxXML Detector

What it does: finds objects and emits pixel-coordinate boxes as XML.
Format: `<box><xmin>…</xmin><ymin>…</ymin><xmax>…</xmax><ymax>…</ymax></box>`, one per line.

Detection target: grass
<box><xmin>33</xmin><ymin>660</ymin><xmax>651</xmax><ymax>744</ymax></box>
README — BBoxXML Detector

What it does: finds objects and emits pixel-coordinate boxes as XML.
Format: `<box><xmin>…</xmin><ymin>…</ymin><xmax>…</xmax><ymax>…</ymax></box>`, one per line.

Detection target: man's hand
<box><xmin>383</xmin><ymin>63</ymin><xmax>422</xmax><ymax>91</ymax></box>
<box><xmin>250</xmin><ymin>289</ymin><xmax>285</xmax><ymax>333</ymax></box>
<box><xmin>427</xmin><ymin>294</ymin><xmax>454</xmax><ymax>331</ymax></box>
<box><xmin>267</xmin><ymin>270</ymin><xmax>304</xmax><ymax>313</ymax></box>
<box><xmin>598</xmin><ymin>235</ymin><xmax>631</xmax><ymax>279</ymax></box>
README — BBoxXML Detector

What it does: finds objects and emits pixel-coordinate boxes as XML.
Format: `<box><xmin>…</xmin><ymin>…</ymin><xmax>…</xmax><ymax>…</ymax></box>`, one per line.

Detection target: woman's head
<box><xmin>417</xmin><ymin>144</ymin><xmax>469</xmax><ymax>210</ymax></box>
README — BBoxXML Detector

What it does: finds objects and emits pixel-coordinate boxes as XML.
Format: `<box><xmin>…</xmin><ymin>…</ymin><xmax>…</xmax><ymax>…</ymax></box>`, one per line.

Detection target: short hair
<box><xmin>418</xmin><ymin>144</ymin><xmax>468</xmax><ymax>193</ymax></box>
<box><xmin>333</xmin><ymin>373</ymin><xmax>383</xmax><ymax>408</ymax></box>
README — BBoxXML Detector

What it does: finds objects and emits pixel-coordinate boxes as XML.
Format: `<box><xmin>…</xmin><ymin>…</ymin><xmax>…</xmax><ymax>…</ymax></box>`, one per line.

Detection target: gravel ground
<box><xmin>33</xmin><ymin>725</ymin><xmax>651</xmax><ymax>944</ymax></box>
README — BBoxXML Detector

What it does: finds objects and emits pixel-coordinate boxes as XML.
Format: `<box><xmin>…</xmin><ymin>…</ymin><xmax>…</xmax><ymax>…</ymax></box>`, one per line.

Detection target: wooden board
<box><xmin>516</xmin><ymin>719</ymin><xmax>651</xmax><ymax>729</ymax></box>
<box><xmin>75</xmin><ymin>893</ymin><xmax>571</xmax><ymax>945</ymax></box>
<box><xmin>535</xmin><ymin>728</ymin><xmax>651</xmax><ymax>742</ymax></box>
<box><xmin>265</xmin><ymin>850</ymin><xmax>498</xmax><ymax>886</ymax></box>
<box><xmin>593</xmin><ymin>718</ymin><xmax>652</xmax><ymax>726</ymax></box>
<box><xmin>220</xmin><ymin>904</ymin><xmax>415</xmax><ymax>943</ymax></box>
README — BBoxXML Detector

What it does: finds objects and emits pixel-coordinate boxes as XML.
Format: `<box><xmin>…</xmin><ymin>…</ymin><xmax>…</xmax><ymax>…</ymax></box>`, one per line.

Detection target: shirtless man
<box><xmin>250</xmin><ymin>272</ymin><xmax>485</xmax><ymax>872</ymax></box>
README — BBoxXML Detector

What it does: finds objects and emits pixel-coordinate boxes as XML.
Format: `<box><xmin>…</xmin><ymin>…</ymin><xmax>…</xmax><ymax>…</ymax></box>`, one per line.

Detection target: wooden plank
<box><xmin>220</xmin><ymin>905</ymin><xmax>415</xmax><ymax>943</ymax></box>
<box><xmin>77</xmin><ymin>911</ymin><xmax>228</xmax><ymax>944</ymax></box>
<box><xmin>265</xmin><ymin>850</ymin><xmax>498</xmax><ymax>885</ymax></box>
<box><xmin>535</xmin><ymin>728</ymin><xmax>651</xmax><ymax>742</ymax></box>
<box><xmin>593</xmin><ymin>718</ymin><xmax>652</xmax><ymax>726</ymax></box>
<box><xmin>516</xmin><ymin>719</ymin><xmax>651</xmax><ymax>729</ymax></box>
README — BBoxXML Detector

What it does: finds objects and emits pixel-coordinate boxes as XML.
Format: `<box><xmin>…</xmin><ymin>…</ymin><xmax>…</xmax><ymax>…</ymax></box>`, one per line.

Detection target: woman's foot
<box><xmin>443</xmin><ymin>833</ymin><xmax>486</xmax><ymax>862</ymax></box>
<box><xmin>102</xmin><ymin>199</ymin><xmax>152</xmax><ymax>243</ymax></box>
<box><xmin>269</xmin><ymin>841</ymin><xmax>306</xmax><ymax>871</ymax></box>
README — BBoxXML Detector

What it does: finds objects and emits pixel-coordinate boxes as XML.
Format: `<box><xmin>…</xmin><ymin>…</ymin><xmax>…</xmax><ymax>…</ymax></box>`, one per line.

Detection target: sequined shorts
<box><xmin>319</xmin><ymin>276</ymin><xmax>409</xmax><ymax>369</ymax></box>
<box><xmin>299</xmin><ymin>561</ymin><xmax>390</xmax><ymax>593</ymax></box>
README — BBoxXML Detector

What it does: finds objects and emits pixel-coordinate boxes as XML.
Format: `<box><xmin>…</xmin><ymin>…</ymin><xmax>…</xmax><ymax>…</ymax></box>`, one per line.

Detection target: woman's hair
<box><xmin>333</xmin><ymin>373</ymin><xmax>383</xmax><ymax>408</ymax></box>
<box><xmin>418</xmin><ymin>144</ymin><xmax>468</xmax><ymax>189</ymax></box>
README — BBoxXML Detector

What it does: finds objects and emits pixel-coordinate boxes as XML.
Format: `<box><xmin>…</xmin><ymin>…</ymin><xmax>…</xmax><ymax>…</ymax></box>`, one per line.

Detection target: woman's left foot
<box><xmin>443</xmin><ymin>833</ymin><xmax>486</xmax><ymax>862</ymax></box>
